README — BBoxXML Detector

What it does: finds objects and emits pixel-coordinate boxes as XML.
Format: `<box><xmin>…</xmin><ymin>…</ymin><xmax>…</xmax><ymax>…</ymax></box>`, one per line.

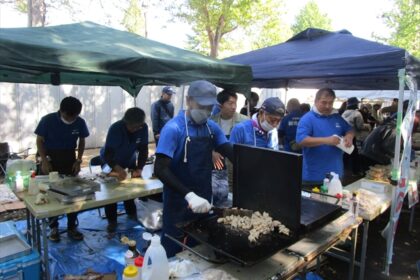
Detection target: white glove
<box><xmin>185</xmin><ymin>192</ymin><xmax>212</xmax><ymax>213</ymax></box>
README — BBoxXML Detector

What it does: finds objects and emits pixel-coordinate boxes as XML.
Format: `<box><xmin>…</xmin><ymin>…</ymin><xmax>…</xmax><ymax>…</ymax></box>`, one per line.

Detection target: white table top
<box><xmin>22</xmin><ymin>178</ymin><xmax>163</xmax><ymax>219</ymax></box>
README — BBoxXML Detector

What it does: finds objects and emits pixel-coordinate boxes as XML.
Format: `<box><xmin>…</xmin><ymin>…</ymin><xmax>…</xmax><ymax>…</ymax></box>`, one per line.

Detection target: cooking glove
<box><xmin>185</xmin><ymin>192</ymin><xmax>211</xmax><ymax>213</ymax></box>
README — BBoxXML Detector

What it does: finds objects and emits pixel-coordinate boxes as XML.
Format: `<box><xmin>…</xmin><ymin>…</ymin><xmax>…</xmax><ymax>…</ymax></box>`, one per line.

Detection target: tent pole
<box><xmin>383</xmin><ymin>68</ymin><xmax>406</xmax><ymax>275</ymax></box>
<box><xmin>181</xmin><ymin>85</ymin><xmax>186</xmax><ymax>110</ymax></box>
<box><xmin>133</xmin><ymin>96</ymin><xmax>137</xmax><ymax>107</ymax></box>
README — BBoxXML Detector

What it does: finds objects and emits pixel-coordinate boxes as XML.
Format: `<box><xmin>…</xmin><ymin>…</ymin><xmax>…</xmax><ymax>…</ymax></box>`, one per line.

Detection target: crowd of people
<box><xmin>34</xmin><ymin>80</ymin><xmax>420</xmax><ymax>258</ymax></box>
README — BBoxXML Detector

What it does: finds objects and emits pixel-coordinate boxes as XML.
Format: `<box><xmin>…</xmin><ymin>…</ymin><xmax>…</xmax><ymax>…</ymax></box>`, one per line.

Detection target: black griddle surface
<box><xmin>300</xmin><ymin>197</ymin><xmax>343</xmax><ymax>231</ymax></box>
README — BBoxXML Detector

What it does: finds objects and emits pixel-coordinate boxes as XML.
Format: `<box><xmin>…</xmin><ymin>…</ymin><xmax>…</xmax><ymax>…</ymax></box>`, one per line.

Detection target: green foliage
<box><xmin>168</xmin><ymin>0</ymin><xmax>289</xmax><ymax>58</ymax></box>
<box><xmin>291</xmin><ymin>1</ymin><xmax>332</xmax><ymax>35</ymax></box>
<box><xmin>15</xmin><ymin>0</ymin><xmax>27</xmax><ymax>13</ymax></box>
<box><xmin>373</xmin><ymin>0</ymin><xmax>419</xmax><ymax>57</ymax></box>
<box><xmin>245</xmin><ymin>0</ymin><xmax>292</xmax><ymax>50</ymax></box>
<box><xmin>122</xmin><ymin>0</ymin><xmax>145</xmax><ymax>36</ymax></box>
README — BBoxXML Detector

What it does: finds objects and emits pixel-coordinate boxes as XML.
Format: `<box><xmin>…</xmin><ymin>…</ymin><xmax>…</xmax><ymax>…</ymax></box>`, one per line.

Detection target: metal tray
<box><xmin>0</xmin><ymin>234</ymin><xmax>31</xmax><ymax>263</ymax></box>
<box><xmin>49</xmin><ymin>177</ymin><xmax>100</xmax><ymax>196</ymax></box>
<box><xmin>47</xmin><ymin>189</ymin><xmax>96</xmax><ymax>204</ymax></box>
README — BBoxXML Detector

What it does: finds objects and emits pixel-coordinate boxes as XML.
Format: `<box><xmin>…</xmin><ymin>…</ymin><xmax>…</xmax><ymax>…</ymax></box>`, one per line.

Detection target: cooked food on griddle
<box><xmin>217</xmin><ymin>210</ymin><xmax>290</xmax><ymax>242</ymax></box>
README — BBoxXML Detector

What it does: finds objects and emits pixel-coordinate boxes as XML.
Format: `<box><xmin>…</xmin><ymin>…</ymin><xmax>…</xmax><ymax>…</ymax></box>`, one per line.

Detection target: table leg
<box><xmin>348</xmin><ymin>225</ymin><xmax>358</xmax><ymax>280</ymax></box>
<box><xmin>41</xmin><ymin>219</ymin><xmax>50</xmax><ymax>280</ymax></box>
<box><xmin>31</xmin><ymin>214</ymin><xmax>36</xmax><ymax>248</ymax></box>
<box><xmin>316</xmin><ymin>256</ymin><xmax>321</xmax><ymax>274</ymax></box>
<box><xmin>409</xmin><ymin>206</ymin><xmax>415</xmax><ymax>232</ymax></box>
<box><xmin>26</xmin><ymin>209</ymin><xmax>31</xmax><ymax>246</ymax></box>
<box><xmin>36</xmin><ymin>219</ymin><xmax>41</xmax><ymax>253</ymax></box>
<box><xmin>359</xmin><ymin>220</ymin><xmax>369</xmax><ymax>280</ymax></box>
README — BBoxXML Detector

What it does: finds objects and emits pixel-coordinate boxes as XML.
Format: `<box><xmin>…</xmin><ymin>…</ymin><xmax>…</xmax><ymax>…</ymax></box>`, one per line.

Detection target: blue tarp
<box><xmin>225</xmin><ymin>28</ymin><xmax>419</xmax><ymax>90</ymax></box>
<box><xmin>15</xmin><ymin>205</ymin><xmax>150</xmax><ymax>280</ymax></box>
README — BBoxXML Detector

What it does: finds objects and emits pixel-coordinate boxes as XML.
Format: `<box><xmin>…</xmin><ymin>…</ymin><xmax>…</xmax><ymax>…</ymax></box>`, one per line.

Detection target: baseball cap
<box><xmin>347</xmin><ymin>97</ymin><xmax>359</xmax><ymax>107</ymax></box>
<box><xmin>187</xmin><ymin>80</ymin><xmax>217</xmax><ymax>106</ymax></box>
<box><xmin>261</xmin><ymin>97</ymin><xmax>285</xmax><ymax>116</ymax></box>
<box><xmin>162</xmin><ymin>86</ymin><xmax>175</xmax><ymax>95</ymax></box>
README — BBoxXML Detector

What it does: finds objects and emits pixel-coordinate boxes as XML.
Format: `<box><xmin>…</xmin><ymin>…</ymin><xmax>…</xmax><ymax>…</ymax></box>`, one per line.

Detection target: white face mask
<box><xmin>190</xmin><ymin>109</ymin><xmax>211</xmax><ymax>125</ymax></box>
<box><xmin>61</xmin><ymin>117</ymin><xmax>76</xmax><ymax>125</ymax></box>
<box><xmin>260</xmin><ymin>120</ymin><xmax>275</xmax><ymax>132</ymax></box>
<box><xmin>260</xmin><ymin>114</ymin><xmax>276</xmax><ymax>132</ymax></box>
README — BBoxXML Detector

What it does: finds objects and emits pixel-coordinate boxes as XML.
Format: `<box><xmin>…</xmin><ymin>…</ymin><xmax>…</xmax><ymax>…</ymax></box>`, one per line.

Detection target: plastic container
<box><xmin>327</xmin><ymin>172</ymin><xmax>343</xmax><ymax>198</ymax></box>
<box><xmin>123</xmin><ymin>265</ymin><xmax>139</xmax><ymax>280</ymax></box>
<box><xmin>0</xmin><ymin>221</ymin><xmax>41</xmax><ymax>280</ymax></box>
<box><xmin>142</xmin><ymin>235</ymin><xmax>169</xmax><ymax>280</ymax></box>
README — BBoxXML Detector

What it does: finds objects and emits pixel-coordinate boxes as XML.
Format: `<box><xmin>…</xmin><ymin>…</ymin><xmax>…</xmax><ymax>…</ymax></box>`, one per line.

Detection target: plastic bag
<box><xmin>134</xmin><ymin>198</ymin><xmax>163</xmax><ymax>231</ymax></box>
<box><xmin>211</xmin><ymin>170</ymin><xmax>229</xmax><ymax>207</ymax></box>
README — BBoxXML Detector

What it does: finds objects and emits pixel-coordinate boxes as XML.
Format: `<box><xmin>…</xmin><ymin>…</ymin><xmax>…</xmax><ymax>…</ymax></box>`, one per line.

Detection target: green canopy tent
<box><xmin>0</xmin><ymin>21</ymin><xmax>252</xmax><ymax>96</ymax></box>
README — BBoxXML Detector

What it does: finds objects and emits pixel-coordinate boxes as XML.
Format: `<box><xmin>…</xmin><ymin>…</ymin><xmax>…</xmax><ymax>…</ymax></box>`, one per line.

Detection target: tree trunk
<box><xmin>210</xmin><ymin>39</ymin><xmax>218</xmax><ymax>58</ymax></box>
<box><xmin>28</xmin><ymin>0</ymin><xmax>46</xmax><ymax>27</ymax></box>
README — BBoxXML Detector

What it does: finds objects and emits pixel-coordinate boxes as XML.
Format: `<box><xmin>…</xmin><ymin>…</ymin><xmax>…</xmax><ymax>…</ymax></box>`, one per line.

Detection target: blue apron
<box><xmin>161</xmin><ymin>116</ymin><xmax>214</xmax><ymax>257</ymax></box>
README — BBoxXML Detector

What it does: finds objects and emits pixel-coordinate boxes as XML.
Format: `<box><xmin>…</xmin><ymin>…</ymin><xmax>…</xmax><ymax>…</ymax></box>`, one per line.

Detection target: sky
<box><xmin>0</xmin><ymin>0</ymin><xmax>395</xmax><ymax>51</ymax></box>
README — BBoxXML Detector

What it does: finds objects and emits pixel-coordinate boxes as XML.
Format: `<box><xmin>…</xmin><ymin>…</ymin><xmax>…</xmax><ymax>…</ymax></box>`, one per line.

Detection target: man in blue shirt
<box><xmin>35</xmin><ymin>96</ymin><xmax>89</xmax><ymax>242</ymax></box>
<box><xmin>230</xmin><ymin>97</ymin><xmax>285</xmax><ymax>149</ymax></box>
<box><xmin>279</xmin><ymin>98</ymin><xmax>304</xmax><ymax>152</ymax></box>
<box><xmin>296</xmin><ymin>88</ymin><xmax>354</xmax><ymax>187</ymax></box>
<box><xmin>151</xmin><ymin>86</ymin><xmax>175</xmax><ymax>145</ymax></box>
<box><xmin>154</xmin><ymin>80</ymin><xmax>233</xmax><ymax>257</ymax></box>
<box><xmin>100</xmin><ymin>107</ymin><xmax>149</xmax><ymax>232</ymax></box>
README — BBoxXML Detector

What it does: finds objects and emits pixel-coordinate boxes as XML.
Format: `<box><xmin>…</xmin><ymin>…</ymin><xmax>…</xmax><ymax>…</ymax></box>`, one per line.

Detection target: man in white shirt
<box><xmin>210</xmin><ymin>90</ymin><xmax>248</xmax><ymax>205</ymax></box>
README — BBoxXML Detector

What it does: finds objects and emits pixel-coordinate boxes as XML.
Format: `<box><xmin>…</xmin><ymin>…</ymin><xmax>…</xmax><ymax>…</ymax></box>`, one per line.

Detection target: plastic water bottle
<box><xmin>349</xmin><ymin>192</ymin><xmax>359</xmax><ymax>218</ymax></box>
<box><xmin>142</xmin><ymin>235</ymin><xmax>169</xmax><ymax>280</ymax></box>
<box><xmin>123</xmin><ymin>265</ymin><xmax>139</xmax><ymax>280</ymax></box>
<box><xmin>328</xmin><ymin>172</ymin><xmax>343</xmax><ymax>199</ymax></box>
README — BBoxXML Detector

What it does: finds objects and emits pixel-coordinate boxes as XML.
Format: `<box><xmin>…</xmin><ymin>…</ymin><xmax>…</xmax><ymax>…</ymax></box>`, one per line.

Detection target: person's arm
<box><xmin>103</xmin><ymin>146</ymin><xmax>126</xmax><ymax>180</ymax></box>
<box><xmin>299</xmin><ymin>136</ymin><xmax>341</xmax><ymax>147</ymax></box>
<box><xmin>216</xmin><ymin>142</ymin><xmax>233</xmax><ymax>163</ymax></box>
<box><xmin>36</xmin><ymin>135</ymin><xmax>53</xmax><ymax>174</ymax></box>
<box><xmin>154</xmin><ymin>153</ymin><xmax>191</xmax><ymax>196</ymax></box>
<box><xmin>72</xmin><ymin>137</ymin><xmax>85</xmax><ymax>175</ymax></box>
<box><xmin>151</xmin><ymin>103</ymin><xmax>160</xmax><ymax>136</ymax></box>
<box><xmin>132</xmin><ymin>144</ymin><xmax>148</xmax><ymax>178</ymax></box>
<box><xmin>77</xmin><ymin>138</ymin><xmax>85</xmax><ymax>161</ymax></box>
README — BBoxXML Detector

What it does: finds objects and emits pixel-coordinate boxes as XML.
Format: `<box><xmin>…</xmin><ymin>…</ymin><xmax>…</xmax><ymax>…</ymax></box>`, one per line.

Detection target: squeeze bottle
<box><xmin>123</xmin><ymin>265</ymin><xmax>139</xmax><ymax>280</ymax></box>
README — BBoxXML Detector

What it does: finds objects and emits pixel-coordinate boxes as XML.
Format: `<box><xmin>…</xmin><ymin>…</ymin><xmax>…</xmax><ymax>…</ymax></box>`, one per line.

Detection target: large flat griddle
<box><xmin>176</xmin><ymin>208</ymin><xmax>298</xmax><ymax>266</ymax></box>
<box><xmin>233</xmin><ymin>144</ymin><xmax>342</xmax><ymax>231</ymax></box>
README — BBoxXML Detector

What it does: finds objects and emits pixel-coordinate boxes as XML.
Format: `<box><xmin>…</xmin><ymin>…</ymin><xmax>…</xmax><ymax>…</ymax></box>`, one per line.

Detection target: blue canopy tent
<box><xmin>225</xmin><ymin>28</ymin><xmax>419</xmax><ymax>90</ymax></box>
<box><xmin>226</xmin><ymin>28</ymin><xmax>419</xmax><ymax>276</ymax></box>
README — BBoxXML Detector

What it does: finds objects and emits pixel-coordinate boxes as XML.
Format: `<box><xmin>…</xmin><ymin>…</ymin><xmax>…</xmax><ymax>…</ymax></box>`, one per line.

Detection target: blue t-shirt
<box><xmin>278</xmin><ymin>110</ymin><xmax>304</xmax><ymax>152</ymax></box>
<box><xmin>156</xmin><ymin>111</ymin><xmax>227</xmax><ymax>163</ymax></box>
<box><xmin>100</xmin><ymin>120</ymin><xmax>148</xmax><ymax>168</ymax></box>
<box><xmin>230</xmin><ymin>119</ymin><xmax>276</xmax><ymax>149</ymax></box>
<box><xmin>296</xmin><ymin>110</ymin><xmax>352</xmax><ymax>182</ymax></box>
<box><xmin>34</xmin><ymin>112</ymin><xmax>89</xmax><ymax>150</ymax></box>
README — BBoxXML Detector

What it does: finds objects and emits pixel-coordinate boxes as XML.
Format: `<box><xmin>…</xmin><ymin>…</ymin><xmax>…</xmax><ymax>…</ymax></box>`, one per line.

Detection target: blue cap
<box><xmin>187</xmin><ymin>80</ymin><xmax>217</xmax><ymax>106</ymax></box>
<box><xmin>162</xmin><ymin>86</ymin><xmax>175</xmax><ymax>95</ymax></box>
<box><xmin>261</xmin><ymin>97</ymin><xmax>285</xmax><ymax>116</ymax></box>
